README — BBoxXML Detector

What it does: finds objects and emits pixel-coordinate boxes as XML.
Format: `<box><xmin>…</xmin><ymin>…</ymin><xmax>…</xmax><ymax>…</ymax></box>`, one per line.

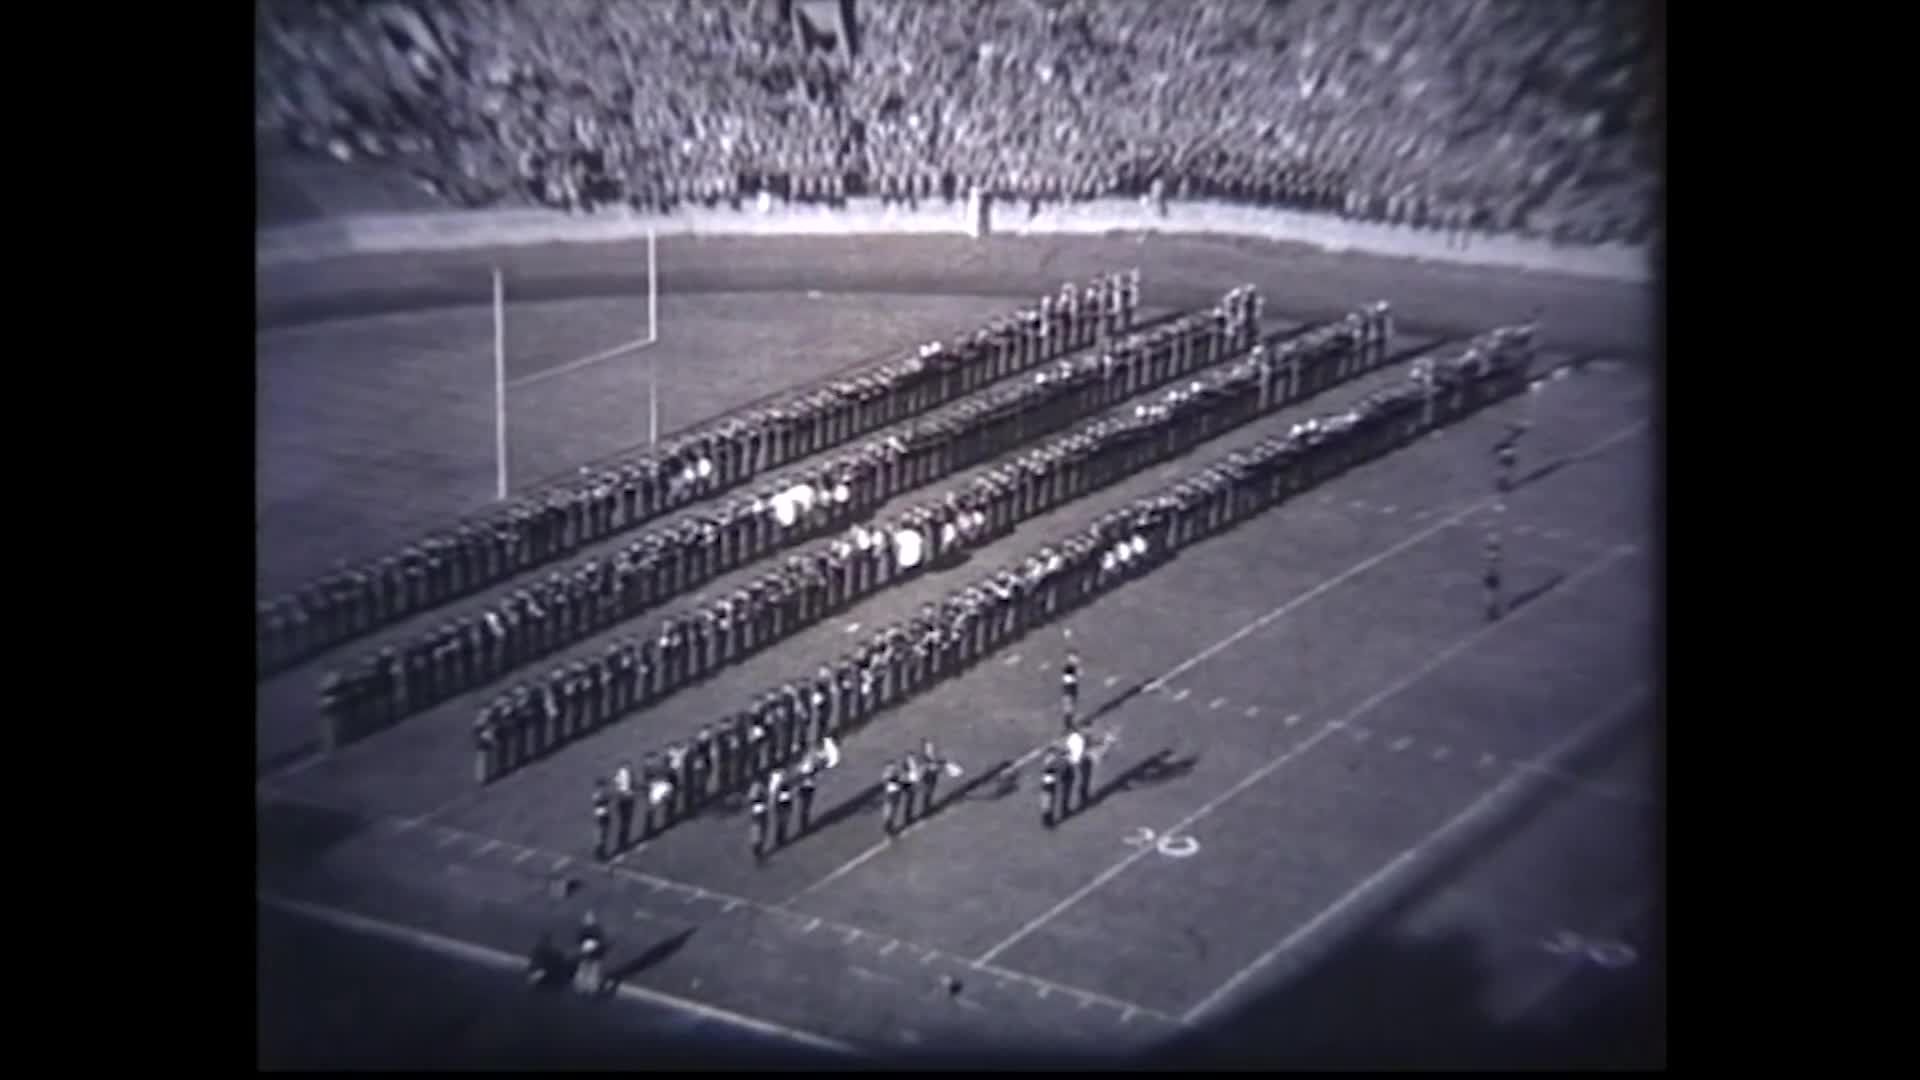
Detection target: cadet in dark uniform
<box><xmin>900</xmin><ymin>752</ymin><xmax>925</xmax><ymax>826</ymax></box>
<box><xmin>665</xmin><ymin>741</ymin><xmax>690</xmax><ymax>822</ymax></box>
<box><xmin>641</xmin><ymin>753</ymin><xmax>672</xmax><ymax>837</ymax></box>
<box><xmin>1061</xmin><ymin>648</ymin><xmax>1081</xmax><ymax>730</ymax></box>
<box><xmin>592</xmin><ymin>780</ymin><xmax>612</xmax><ymax>861</ymax></box>
<box><xmin>692</xmin><ymin>724</ymin><xmax>715</xmax><ymax>807</ymax></box>
<box><xmin>772</xmin><ymin>768</ymin><xmax>795</xmax><ymax>845</ymax></box>
<box><xmin>918</xmin><ymin>738</ymin><xmax>946</xmax><ymax>816</ymax></box>
<box><xmin>1063</xmin><ymin>727</ymin><xmax>1094</xmax><ymax>815</ymax></box>
<box><xmin>1495</xmin><ymin>424</ymin><xmax>1522</xmax><ymax>494</ymax></box>
<box><xmin>797</xmin><ymin>751</ymin><xmax>820</xmax><ymax>831</ymax></box>
<box><xmin>613</xmin><ymin>761</ymin><xmax>637</xmax><ymax>850</ymax></box>
<box><xmin>749</xmin><ymin>778</ymin><xmax>771</xmax><ymax>860</ymax></box>
<box><xmin>1484</xmin><ymin>533</ymin><xmax>1504</xmax><ymax>621</ymax></box>
<box><xmin>1076</xmin><ymin>733</ymin><xmax>1097</xmax><ymax>809</ymax></box>
<box><xmin>881</xmin><ymin>762</ymin><xmax>904</xmax><ymax>836</ymax></box>
<box><xmin>575</xmin><ymin>911</ymin><xmax>606</xmax><ymax>996</ymax></box>
<box><xmin>473</xmin><ymin>702</ymin><xmax>497</xmax><ymax>785</ymax></box>
<box><xmin>320</xmin><ymin>671</ymin><xmax>347</xmax><ymax>752</ymax></box>
<box><xmin>1039</xmin><ymin>747</ymin><xmax>1065</xmax><ymax>828</ymax></box>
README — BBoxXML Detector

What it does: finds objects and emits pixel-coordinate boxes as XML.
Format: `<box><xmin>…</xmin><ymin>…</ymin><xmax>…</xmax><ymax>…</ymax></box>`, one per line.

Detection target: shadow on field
<box><xmin>1143</xmin><ymin>912</ymin><xmax>1665</xmax><ymax>1070</ymax></box>
<box><xmin>1505</xmin><ymin>569</ymin><xmax>1569</xmax><ymax>615</ymax></box>
<box><xmin>256</xmin><ymin>797</ymin><xmax>377</xmax><ymax>878</ymax></box>
<box><xmin>604</xmin><ymin>926</ymin><xmax>697</xmax><ymax>991</ymax></box>
<box><xmin>1086</xmin><ymin>747</ymin><xmax>1199</xmax><ymax>810</ymax></box>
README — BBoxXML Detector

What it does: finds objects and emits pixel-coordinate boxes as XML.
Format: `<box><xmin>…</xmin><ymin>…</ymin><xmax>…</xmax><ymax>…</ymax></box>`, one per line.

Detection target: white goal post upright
<box><xmin>647</xmin><ymin>226</ymin><xmax>658</xmax><ymax>449</ymax></box>
<box><xmin>490</xmin><ymin>227</ymin><xmax>660</xmax><ymax>502</ymax></box>
<box><xmin>494</xmin><ymin>267</ymin><xmax>508</xmax><ymax>501</ymax></box>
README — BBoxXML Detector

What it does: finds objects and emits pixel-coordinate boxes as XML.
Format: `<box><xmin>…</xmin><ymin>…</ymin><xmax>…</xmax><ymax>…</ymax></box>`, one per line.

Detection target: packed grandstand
<box><xmin>254</xmin><ymin>0</ymin><xmax>1659</xmax><ymax>248</ymax></box>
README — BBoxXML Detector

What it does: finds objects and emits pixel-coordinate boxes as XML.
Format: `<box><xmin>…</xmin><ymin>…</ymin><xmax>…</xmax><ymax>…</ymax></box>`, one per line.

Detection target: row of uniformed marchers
<box><xmin>576</xmin><ymin>326</ymin><xmax>1536</xmax><ymax>856</ymax></box>
<box><xmin>318</xmin><ymin>285</ymin><xmax>1268</xmax><ymax>744</ymax></box>
<box><xmin>260</xmin><ymin>271</ymin><xmax>1151</xmax><ymax>676</ymax></box>
<box><xmin>477</xmin><ymin>322</ymin><xmax>1534</xmax><ymax>804</ymax></box>
<box><xmin>426</xmin><ymin>303</ymin><xmax>1374</xmax><ymax>764</ymax></box>
<box><xmin>436</xmin><ymin>304</ymin><xmax>1387</xmax><ymax>775</ymax></box>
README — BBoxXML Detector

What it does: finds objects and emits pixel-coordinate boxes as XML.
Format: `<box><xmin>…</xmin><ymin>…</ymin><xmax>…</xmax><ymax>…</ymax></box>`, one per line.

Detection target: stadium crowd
<box><xmin>256</xmin><ymin>0</ymin><xmax>1657</xmax><ymax>247</ymax></box>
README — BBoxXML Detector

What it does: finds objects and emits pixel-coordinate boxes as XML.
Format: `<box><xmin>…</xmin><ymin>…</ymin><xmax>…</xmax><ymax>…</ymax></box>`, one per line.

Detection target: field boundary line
<box><xmin>257</xmin><ymin>199</ymin><xmax>1652</xmax><ymax>284</ymax></box>
<box><xmin>257</xmin><ymin>889</ymin><xmax>874</xmax><ymax>1059</ymax></box>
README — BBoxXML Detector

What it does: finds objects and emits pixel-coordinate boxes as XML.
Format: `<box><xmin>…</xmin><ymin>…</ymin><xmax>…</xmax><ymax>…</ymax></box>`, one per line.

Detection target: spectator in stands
<box><xmin>258</xmin><ymin>0</ymin><xmax>1656</xmax><ymax>246</ymax></box>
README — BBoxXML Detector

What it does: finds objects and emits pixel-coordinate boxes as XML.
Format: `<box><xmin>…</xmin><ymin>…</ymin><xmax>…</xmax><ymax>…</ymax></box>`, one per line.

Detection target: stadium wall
<box><xmin>255</xmin><ymin>197</ymin><xmax>1652</xmax><ymax>285</ymax></box>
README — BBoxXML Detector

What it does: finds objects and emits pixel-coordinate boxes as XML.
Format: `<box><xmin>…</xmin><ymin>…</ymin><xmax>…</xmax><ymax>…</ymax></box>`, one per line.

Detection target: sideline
<box><xmin>258</xmin><ymin>890</ymin><xmax>874</xmax><ymax>1060</ymax></box>
<box><xmin>257</xmin><ymin>197</ymin><xmax>1651</xmax><ymax>285</ymax></box>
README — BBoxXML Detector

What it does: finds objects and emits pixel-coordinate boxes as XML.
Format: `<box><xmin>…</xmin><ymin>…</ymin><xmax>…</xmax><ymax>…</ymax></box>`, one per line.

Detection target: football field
<box><xmin>257</xmin><ymin>233</ymin><xmax>1660</xmax><ymax>1068</ymax></box>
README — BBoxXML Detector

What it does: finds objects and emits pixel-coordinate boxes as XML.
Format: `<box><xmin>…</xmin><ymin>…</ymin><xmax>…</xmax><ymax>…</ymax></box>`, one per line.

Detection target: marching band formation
<box><xmin>567</xmin><ymin>316</ymin><xmax>1533</xmax><ymax>858</ymax></box>
<box><xmin>282</xmin><ymin>270</ymin><xmax>1541</xmax><ymax>874</ymax></box>
<box><xmin>263</xmin><ymin>271</ymin><xmax>1154</xmax><ymax>676</ymax></box>
<box><xmin>314</xmin><ymin>283</ymin><xmax>1272</xmax><ymax>743</ymax></box>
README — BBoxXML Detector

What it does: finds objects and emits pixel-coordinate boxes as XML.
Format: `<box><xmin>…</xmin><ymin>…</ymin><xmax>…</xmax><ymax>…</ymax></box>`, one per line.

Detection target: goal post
<box><xmin>491</xmin><ymin>227</ymin><xmax>660</xmax><ymax>501</ymax></box>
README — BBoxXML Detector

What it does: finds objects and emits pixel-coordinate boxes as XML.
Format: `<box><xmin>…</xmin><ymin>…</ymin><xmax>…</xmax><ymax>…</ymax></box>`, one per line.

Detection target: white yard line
<box><xmin>973</xmin><ymin>540</ymin><xmax>1639</xmax><ymax>969</ymax></box>
<box><xmin>1181</xmin><ymin>683</ymin><xmax>1650</xmax><ymax>1023</ymax></box>
<box><xmin>258</xmin><ymin>891</ymin><xmax>869</xmax><ymax>1059</ymax></box>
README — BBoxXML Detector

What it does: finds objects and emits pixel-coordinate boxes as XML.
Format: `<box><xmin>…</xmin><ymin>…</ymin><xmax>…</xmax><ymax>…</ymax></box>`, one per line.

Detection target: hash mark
<box><xmin>512</xmin><ymin>849</ymin><xmax>534</xmax><ymax>865</ymax></box>
<box><xmin>475</xmin><ymin>839</ymin><xmax>499</xmax><ymax>856</ymax></box>
<box><xmin>1172</xmin><ymin>688</ymin><xmax>1191</xmax><ymax>703</ymax></box>
<box><xmin>1350</xmin><ymin>727</ymin><xmax>1373</xmax><ymax>743</ymax></box>
<box><xmin>802</xmin><ymin>917</ymin><xmax>822</xmax><ymax>933</ymax></box>
<box><xmin>551</xmin><ymin>856</ymin><xmax>571</xmax><ymax>873</ymax></box>
<box><xmin>1245</xmin><ymin>705</ymin><xmax>1261</xmax><ymax>717</ymax></box>
<box><xmin>1390</xmin><ymin>736</ymin><xmax>1414</xmax><ymax>752</ymax></box>
<box><xmin>845</xmin><ymin>622</ymin><xmax>861</xmax><ymax>634</ymax></box>
<box><xmin>722</xmin><ymin>899</ymin><xmax>740</xmax><ymax>913</ymax></box>
<box><xmin>1004</xmin><ymin>654</ymin><xmax>1023</xmax><ymax>666</ymax></box>
<box><xmin>1479</xmin><ymin>752</ymin><xmax>1498</xmax><ymax>768</ymax></box>
<box><xmin>880</xmin><ymin>940</ymin><xmax>899</xmax><ymax>957</ymax></box>
<box><xmin>1285</xmin><ymin>713</ymin><xmax>1302</xmax><ymax>727</ymax></box>
<box><xmin>1209</xmin><ymin>697</ymin><xmax>1228</xmax><ymax>710</ymax></box>
<box><xmin>1105</xmin><ymin>675</ymin><xmax>1120</xmax><ymax>687</ymax></box>
<box><xmin>1432</xmin><ymin>746</ymin><xmax>1452</xmax><ymax>762</ymax></box>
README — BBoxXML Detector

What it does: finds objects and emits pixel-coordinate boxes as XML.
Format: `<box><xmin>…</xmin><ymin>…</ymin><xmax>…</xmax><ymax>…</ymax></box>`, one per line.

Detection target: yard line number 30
<box><xmin>1122</xmin><ymin>827</ymin><xmax>1201</xmax><ymax>858</ymax></box>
